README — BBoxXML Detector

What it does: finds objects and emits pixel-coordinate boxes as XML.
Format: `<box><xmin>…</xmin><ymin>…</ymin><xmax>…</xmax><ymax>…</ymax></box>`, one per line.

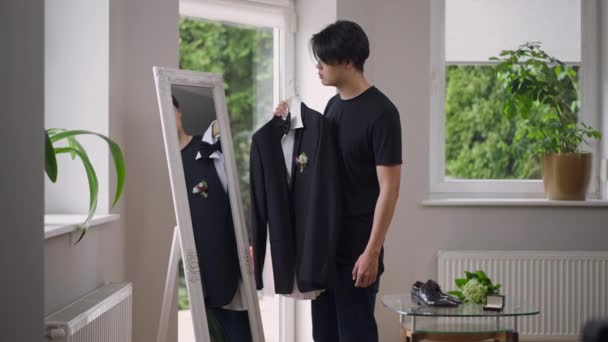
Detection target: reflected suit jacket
<box><xmin>182</xmin><ymin>136</ymin><xmax>240</xmax><ymax>307</ymax></box>
<box><xmin>250</xmin><ymin>103</ymin><xmax>342</xmax><ymax>294</ymax></box>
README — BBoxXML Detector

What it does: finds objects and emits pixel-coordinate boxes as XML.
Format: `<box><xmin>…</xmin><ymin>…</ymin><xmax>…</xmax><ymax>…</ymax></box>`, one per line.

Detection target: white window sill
<box><xmin>421</xmin><ymin>198</ymin><xmax>608</xmax><ymax>207</ymax></box>
<box><xmin>44</xmin><ymin>214</ymin><xmax>120</xmax><ymax>239</ymax></box>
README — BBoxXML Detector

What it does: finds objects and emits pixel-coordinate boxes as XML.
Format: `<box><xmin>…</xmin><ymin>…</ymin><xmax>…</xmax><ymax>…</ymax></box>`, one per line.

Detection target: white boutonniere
<box><xmin>192</xmin><ymin>180</ymin><xmax>209</xmax><ymax>198</ymax></box>
<box><xmin>295</xmin><ymin>152</ymin><xmax>309</xmax><ymax>173</ymax></box>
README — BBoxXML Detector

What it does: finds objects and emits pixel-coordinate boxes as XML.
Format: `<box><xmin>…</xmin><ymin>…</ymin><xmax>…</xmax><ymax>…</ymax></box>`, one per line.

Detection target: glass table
<box><xmin>382</xmin><ymin>294</ymin><xmax>540</xmax><ymax>342</ymax></box>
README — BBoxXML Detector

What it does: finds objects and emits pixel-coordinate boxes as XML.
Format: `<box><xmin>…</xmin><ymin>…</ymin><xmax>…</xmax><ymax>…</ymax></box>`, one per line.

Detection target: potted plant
<box><xmin>490</xmin><ymin>42</ymin><xmax>601</xmax><ymax>200</ymax></box>
<box><xmin>45</xmin><ymin>129</ymin><xmax>126</xmax><ymax>242</ymax></box>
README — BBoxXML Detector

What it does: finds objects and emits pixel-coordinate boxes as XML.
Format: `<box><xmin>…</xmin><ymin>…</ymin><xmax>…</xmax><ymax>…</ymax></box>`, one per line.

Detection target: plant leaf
<box><xmin>67</xmin><ymin>136</ymin><xmax>79</xmax><ymax>160</ymax></box>
<box><xmin>447</xmin><ymin>291</ymin><xmax>464</xmax><ymax>300</ymax></box>
<box><xmin>51</xmin><ymin>130</ymin><xmax>125</xmax><ymax>208</ymax></box>
<box><xmin>54</xmin><ymin>146</ymin><xmax>98</xmax><ymax>244</ymax></box>
<box><xmin>45</xmin><ymin>130</ymin><xmax>58</xmax><ymax>183</ymax></box>
<box><xmin>455</xmin><ymin>278</ymin><xmax>468</xmax><ymax>288</ymax></box>
<box><xmin>475</xmin><ymin>270</ymin><xmax>489</xmax><ymax>281</ymax></box>
<box><xmin>465</xmin><ymin>271</ymin><xmax>475</xmax><ymax>280</ymax></box>
<box><xmin>46</xmin><ymin>128</ymin><xmax>62</xmax><ymax>136</ymax></box>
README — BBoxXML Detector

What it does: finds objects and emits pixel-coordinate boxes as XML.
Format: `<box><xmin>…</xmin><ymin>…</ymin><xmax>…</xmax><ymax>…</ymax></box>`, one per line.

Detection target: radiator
<box><xmin>437</xmin><ymin>251</ymin><xmax>608</xmax><ymax>341</ymax></box>
<box><xmin>45</xmin><ymin>282</ymin><xmax>132</xmax><ymax>342</ymax></box>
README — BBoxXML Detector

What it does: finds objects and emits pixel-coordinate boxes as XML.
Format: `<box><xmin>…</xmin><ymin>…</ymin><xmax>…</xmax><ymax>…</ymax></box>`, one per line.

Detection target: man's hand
<box><xmin>273</xmin><ymin>101</ymin><xmax>289</xmax><ymax>117</ymax></box>
<box><xmin>353</xmin><ymin>250</ymin><xmax>380</xmax><ymax>288</ymax></box>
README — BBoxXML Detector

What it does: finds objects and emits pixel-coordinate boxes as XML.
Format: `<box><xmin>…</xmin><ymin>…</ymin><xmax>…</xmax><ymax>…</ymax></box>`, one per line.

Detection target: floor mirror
<box><xmin>153</xmin><ymin>66</ymin><xmax>264</xmax><ymax>342</ymax></box>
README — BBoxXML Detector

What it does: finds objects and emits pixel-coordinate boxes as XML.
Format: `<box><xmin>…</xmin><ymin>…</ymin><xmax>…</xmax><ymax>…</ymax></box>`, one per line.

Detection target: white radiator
<box><xmin>437</xmin><ymin>251</ymin><xmax>608</xmax><ymax>341</ymax></box>
<box><xmin>45</xmin><ymin>282</ymin><xmax>132</xmax><ymax>342</ymax></box>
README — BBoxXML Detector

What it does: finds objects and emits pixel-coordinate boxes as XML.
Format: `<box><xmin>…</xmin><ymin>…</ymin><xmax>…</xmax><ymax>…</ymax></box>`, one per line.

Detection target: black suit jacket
<box><xmin>182</xmin><ymin>137</ymin><xmax>240</xmax><ymax>307</ymax></box>
<box><xmin>250</xmin><ymin>103</ymin><xmax>341</xmax><ymax>294</ymax></box>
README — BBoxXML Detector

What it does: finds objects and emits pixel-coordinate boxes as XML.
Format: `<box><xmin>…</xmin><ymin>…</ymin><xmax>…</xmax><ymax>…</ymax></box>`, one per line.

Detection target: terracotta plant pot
<box><xmin>540</xmin><ymin>153</ymin><xmax>592</xmax><ymax>201</ymax></box>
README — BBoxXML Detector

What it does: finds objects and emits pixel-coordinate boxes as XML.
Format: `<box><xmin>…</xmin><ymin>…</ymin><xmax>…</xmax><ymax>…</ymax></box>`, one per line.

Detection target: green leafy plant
<box><xmin>448</xmin><ymin>270</ymin><xmax>501</xmax><ymax>304</ymax></box>
<box><xmin>490</xmin><ymin>42</ymin><xmax>600</xmax><ymax>159</ymax></box>
<box><xmin>445</xmin><ymin>65</ymin><xmax>542</xmax><ymax>179</ymax></box>
<box><xmin>45</xmin><ymin>129</ymin><xmax>125</xmax><ymax>243</ymax></box>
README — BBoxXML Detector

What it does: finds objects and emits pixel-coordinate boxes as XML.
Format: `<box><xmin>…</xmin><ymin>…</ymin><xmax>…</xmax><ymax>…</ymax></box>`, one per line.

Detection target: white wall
<box><xmin>42</xmin><ymin>0</ymin><xmax>179</xmax><ymax>340</ymax></box>
<box><xmin>295</xmin><ymin>1</ymin><xmax>608</xmax><ymax>341</ymax></box>
<box><xmin>42</xmin><ymin>0</ymin><xmax>127</xmax><ymax>326</ymax></box>
<box><xmin>44</xmin><ymin>224</ymin><xmax>127</xmax><ymax>314</ymax></box>
<box><xmin>337</xmin><ymin>0</ymin><xmax>376</xmax><ymax>83</ymax></box>
<box><xmin>0</xmin><ymin>0</ymin><xmax>45</xmax><ymax>341</ymax></box>
<box><xmin>122</xmin><ymin>0</ymin><xmax>180</xmax><ymax>341</ymax></box>
<box><xmin>44</xmin><ymin>0</ymin><xmax>111</xmax><ymax>214</ymax></box>
<box><xmin>294</xmin><ymin>0</ymin><xmax>336</xmax><ymax>113</ymax></box>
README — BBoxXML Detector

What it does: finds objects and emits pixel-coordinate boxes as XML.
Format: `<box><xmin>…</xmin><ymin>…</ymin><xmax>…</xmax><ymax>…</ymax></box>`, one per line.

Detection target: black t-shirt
<box><xmin>324</xmin><ymin>86</ymin><xmax>402</xmax><ymax>264</ymax></box>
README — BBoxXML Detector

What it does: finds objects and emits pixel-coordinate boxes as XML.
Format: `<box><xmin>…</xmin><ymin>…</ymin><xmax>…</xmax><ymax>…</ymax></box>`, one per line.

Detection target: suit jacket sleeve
<box><xmin>249</xmin><ymin>137</ymin><xmax>267</xmax><ymax>290</ymax></box>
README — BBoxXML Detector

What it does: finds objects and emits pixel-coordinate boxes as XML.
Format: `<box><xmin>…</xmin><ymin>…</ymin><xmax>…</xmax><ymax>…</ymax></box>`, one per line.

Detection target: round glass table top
<box><xmin>381</xmin><ymin>294</ymin><xmax>540</xmax><ymax>317</ymax></box>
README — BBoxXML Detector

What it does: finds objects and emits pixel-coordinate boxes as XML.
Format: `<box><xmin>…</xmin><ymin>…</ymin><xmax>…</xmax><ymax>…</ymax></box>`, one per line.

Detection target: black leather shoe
<box><xmin>411</xmin><ymin>280</ymin><xmax>462</xmax><ymax>307</ymax></box>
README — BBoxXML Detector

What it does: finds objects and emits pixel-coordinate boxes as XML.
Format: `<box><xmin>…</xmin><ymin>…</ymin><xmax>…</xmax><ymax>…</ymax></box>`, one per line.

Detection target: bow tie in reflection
<box><xmin>280</xmin><ymin>112</ymin><xmax>291</xmax><ymax>136</ymax></box>
<box><xmin>198</xmin><ymin>140</ymin><xmax>222</xmax><ymax>159</ymax></box>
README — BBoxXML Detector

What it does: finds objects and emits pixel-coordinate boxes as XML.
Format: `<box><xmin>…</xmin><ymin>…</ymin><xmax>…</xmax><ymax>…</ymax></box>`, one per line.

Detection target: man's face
<box><xmin>316</xmin><ymin>60</ymin><xmax>349</xmax><ymax>87</ymax></box>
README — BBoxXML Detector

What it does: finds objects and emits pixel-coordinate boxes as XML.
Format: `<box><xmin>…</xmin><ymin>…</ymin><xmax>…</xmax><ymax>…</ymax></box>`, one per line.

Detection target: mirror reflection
<box><xmin>172</xmin><ymin>84</ymin><xmax>253</xmax><ymax>342</ymax></box>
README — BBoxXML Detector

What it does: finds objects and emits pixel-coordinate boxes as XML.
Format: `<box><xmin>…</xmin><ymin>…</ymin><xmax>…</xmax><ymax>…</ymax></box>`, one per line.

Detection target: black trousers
<box><xmin>311</xmin><ymin>264</ymin><xmax>381</xmax><ymax>342</ymax></box>
<box><xmin>208</xmin><ymin>307</ymin><xmax>253</xmax><ymax>342</ymax></box>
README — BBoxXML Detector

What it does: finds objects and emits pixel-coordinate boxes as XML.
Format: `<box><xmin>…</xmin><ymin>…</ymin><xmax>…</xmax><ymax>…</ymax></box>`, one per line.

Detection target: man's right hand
<box><xmin>273</xmin><ymin>101</ymin><xmax>289</xmax><ymax>117</ymax></box>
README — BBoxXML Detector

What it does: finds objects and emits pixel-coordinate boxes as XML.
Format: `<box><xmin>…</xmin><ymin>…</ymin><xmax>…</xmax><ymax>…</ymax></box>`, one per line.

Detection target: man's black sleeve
<box><xmin>371</xmin><ymin>108</ymin><xmax>402</xmax><ymax>165</ymax></box>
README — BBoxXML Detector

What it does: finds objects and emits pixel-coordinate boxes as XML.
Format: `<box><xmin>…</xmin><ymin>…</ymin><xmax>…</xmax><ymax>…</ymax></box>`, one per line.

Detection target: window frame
<box><xmin>178</xmin><ymin>0</ymin><xmax>297</xmax><ymax>341</ymax></box>
<box><xmin>429</xmin><ymin>0</ymin><xmax>601</xmax><ymax>199</ymax></box>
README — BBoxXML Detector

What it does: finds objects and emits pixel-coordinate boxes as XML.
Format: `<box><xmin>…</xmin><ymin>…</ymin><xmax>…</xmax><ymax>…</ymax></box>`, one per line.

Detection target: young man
<box><xmin>275</xmin><ymin>20</ymin><xmax>402</xmax><ymax>342</ymax></box>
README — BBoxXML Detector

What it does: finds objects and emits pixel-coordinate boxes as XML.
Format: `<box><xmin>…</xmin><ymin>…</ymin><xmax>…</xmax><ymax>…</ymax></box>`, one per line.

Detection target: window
<box><xmin>176</xmin><ymin>1</ymin><xmax>296</xmax><ymax>341</ymax></box>
<box><xmin>430</xmin><ymin>0</ymin><xmax>600</xmax><ymax>197</ymax></box>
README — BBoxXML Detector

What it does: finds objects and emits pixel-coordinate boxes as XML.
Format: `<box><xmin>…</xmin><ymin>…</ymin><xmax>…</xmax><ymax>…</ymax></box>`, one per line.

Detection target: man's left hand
<box><xmin>353</xmin><ymin>250</ymin><xmax>379</xmax><ymax>288</ymax></box>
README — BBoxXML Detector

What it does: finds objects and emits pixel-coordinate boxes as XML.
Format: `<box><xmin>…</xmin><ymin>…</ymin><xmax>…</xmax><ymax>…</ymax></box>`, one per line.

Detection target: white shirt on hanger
<box><xmin>196</xmin><ymin>122</ymin><xmax>227</xmax><ymax>191</ymax></box>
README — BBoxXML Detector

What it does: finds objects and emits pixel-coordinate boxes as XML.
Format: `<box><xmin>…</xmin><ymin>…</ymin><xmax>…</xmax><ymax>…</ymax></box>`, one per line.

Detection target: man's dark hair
<box><xmin>172</xmin><ymin>95</ymin><xmax>180</xmax><ymax>109</ymax></box>
<box><xmin>311</xmin><ymin>20</ymin><xmax>369</xmax><ymax>72</ymax></box>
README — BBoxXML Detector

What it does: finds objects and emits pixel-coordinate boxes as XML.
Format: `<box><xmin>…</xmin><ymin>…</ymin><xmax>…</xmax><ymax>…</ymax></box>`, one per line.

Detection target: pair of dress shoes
<box><xmin>411</xmin><ymin>280</ymin><xmax>462</xmax><ymax>307</ymax></box>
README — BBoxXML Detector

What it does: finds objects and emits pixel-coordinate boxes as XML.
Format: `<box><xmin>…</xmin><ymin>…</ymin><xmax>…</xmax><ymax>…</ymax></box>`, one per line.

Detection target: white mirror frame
<box><xmin>153</xmin><ymin>66</ymin><xmax>264</xmax><ymax>342</ymax></box>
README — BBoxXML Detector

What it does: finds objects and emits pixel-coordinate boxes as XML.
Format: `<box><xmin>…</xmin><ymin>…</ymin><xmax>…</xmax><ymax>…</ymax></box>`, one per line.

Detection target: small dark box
<box><xmin>483</xmin><ymin>294</ymin><xmax>505</xmax><ymax>311</ymax></box>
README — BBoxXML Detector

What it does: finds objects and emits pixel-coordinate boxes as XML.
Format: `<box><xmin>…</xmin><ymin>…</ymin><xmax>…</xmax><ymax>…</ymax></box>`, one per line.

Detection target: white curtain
<box><xmin>445</xmin><ymin>0</ymin><xmax>581</xmax><ymax>63</ymax></box>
